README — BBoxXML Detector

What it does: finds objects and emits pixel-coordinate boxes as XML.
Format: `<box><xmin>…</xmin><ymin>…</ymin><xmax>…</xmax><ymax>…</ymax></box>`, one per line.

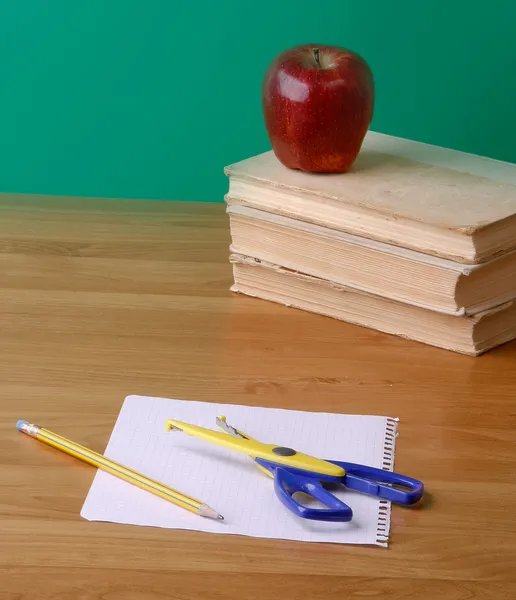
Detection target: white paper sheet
<box><xmin>80</xmin><ymin>395</ymin><xmax>399</xmax><ymax>546</ymax></box>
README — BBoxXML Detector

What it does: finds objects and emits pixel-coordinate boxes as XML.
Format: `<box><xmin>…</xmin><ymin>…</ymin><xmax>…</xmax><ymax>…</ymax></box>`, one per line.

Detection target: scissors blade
<box><xmin>216</xmin><ymin>416</ymin><xmax>279</xmax><ymax>479</ymax></box>
<box><xmin>166</xmin><ymin>417</ymin><xmax>345</xmax><ymax>478</ymax></box>
<box><xmin>215</xmin><ymin>416</ymin><xmax>248</xmax><ymax>439</ymax></box>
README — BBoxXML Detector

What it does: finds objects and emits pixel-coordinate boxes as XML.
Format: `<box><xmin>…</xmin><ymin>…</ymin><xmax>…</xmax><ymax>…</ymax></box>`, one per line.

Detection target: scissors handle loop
<box><xmin>330</xmin><ymin>461</ymin><xmax>424</xmax><ymax>505</ymax></box>
<box><xmin>271</xmin><ymin>466</ymin><xmax>353</xmax><ymax>522</ymax></box>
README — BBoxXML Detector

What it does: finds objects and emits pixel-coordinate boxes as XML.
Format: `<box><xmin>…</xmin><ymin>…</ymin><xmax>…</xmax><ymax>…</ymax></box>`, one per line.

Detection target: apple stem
<box><xmin>313</xmin><ymin>48</ymin><xmax>321</xmax><ymax>68</ymax></box>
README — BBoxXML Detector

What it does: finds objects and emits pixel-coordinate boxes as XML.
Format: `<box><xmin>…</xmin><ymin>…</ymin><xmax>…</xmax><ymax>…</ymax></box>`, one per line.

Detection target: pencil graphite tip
<box><xmin>198</xmin><ymin>503</ymin><xmax>224</xmax><ymax>521</ymax></box>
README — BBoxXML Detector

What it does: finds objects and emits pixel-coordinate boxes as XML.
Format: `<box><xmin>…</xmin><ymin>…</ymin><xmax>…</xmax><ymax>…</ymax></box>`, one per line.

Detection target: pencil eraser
<box><xmin>16</xmin><ymin>419</ymin><xmax>27</xmax><ymax>431</ymax></box>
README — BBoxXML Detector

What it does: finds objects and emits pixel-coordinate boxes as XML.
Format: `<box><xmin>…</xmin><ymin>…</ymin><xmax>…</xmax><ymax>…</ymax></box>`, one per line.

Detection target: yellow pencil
<box><xmin>16</xmin><ymin>419</ymin><xmax>223</xmax><ymax>521</ymax></box>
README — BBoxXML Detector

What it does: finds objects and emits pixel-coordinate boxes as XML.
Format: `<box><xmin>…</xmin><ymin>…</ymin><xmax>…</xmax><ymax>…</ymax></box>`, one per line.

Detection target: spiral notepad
<box><xmin>80</xmin><ymin>395</ymin><xmax>399</xmax><ymax>546</ymax></box>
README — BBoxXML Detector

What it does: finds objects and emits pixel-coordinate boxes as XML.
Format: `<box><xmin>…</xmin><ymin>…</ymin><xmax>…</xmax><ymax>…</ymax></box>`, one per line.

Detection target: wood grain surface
<box><xmin>1</xmin><ymin>194</ymin><xmax>515</xmax><ymax>599</ymax></box>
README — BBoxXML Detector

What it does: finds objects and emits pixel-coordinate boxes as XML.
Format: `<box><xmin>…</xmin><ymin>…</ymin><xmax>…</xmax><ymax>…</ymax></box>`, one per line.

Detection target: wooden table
<box><xmin>1</xmin><ymin>195</ymin><xmax>515</xmax><ymax>599</ymax></box>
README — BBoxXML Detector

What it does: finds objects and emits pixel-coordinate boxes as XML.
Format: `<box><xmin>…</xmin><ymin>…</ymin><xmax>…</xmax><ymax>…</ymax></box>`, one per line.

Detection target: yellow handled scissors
<box><xmin>165</xmin><ymin>416</ymin><xmax>424</xmax><ymax>522</ymax></box>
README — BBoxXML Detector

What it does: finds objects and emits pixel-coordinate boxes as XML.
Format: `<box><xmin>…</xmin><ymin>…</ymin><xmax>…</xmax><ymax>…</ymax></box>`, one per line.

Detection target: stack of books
<box><xmin>223</xmin><ymin>132</ymin><xmax>516</xmax><ymax>355</ymax></box>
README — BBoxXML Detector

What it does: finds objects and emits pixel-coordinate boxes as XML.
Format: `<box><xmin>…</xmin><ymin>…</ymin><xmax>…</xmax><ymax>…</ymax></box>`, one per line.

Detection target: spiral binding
<box><xmin>375</xmin><ymin>416</ymin><xmax>399</xmax><ymax>547</ymax></box>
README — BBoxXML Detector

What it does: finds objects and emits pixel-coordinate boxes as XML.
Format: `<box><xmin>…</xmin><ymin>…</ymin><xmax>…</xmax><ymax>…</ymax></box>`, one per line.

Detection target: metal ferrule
<box><xmin>20</xmin><ymin>422</ymin><xmax>41</xmax><ymax>437</ymax></box>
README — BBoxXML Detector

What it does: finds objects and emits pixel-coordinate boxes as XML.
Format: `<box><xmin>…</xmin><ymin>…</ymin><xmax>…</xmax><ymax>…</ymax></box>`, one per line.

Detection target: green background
<box><xmin>1</xmin><ymin>1</ymin><xmax>514</xmax><ymax>203</ymax></box>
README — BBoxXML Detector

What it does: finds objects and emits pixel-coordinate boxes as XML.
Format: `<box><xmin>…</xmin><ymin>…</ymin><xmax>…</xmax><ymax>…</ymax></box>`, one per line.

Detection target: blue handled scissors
<box><xmin>165</xmin><ymin>416</ymin><xmax>424</xmax><ymax>522</ymax></box>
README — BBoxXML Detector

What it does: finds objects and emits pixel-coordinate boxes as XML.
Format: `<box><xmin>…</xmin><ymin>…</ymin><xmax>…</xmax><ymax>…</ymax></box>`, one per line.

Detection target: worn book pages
<box><xmin>227</xmin><ymin>204</ymin><xmax>516</xmax><ymax>316</ymax></box>
<box><xmin>224</xmin><ymin>131</ymin><xmax>516</xmax><ymax>264</ymax></box>
<box><xmin>230</xmin><ymin>254</ymin><xmax>516</xmax><ymax>355</ymax></box>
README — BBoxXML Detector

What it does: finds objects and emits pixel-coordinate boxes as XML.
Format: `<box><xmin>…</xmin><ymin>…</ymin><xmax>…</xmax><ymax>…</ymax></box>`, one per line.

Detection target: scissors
<box><xmin>165</xmin><ymin>416</ymin><xmax>424</xmax><ymax>522</ymax></box>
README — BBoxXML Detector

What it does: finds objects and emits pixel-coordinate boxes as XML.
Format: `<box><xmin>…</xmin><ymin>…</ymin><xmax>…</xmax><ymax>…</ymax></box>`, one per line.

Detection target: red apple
<box><xmin>261</xmin><ymin>43</ymin><xmax>374</xmax><ymax>173</ymax></box>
